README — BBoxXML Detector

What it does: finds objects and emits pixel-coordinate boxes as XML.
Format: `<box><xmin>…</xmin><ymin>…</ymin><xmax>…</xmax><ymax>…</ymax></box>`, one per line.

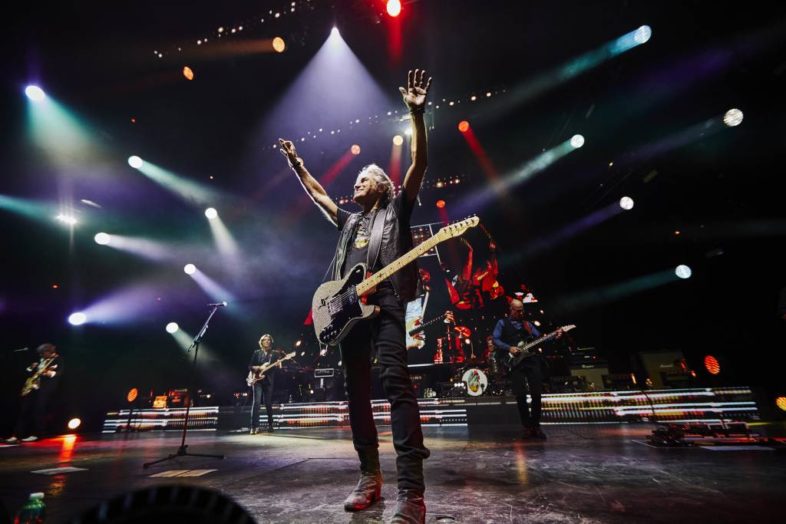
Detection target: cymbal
<box><xmin>453</xmin><ymin>325</ymin><xmax>472</xmax><ymax>337</ymax></box>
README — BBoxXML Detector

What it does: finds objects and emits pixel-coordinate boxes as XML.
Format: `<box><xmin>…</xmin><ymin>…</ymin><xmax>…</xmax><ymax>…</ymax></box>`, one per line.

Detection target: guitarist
<box><xmin>278</xmin><ymin>69</ymin><xmax>432</xmax><ymax>523</ymax></box>
<box><xmin>492</xmin><ymin>299</ymin><xmax>559</xmax><ymax>440</ymax></box>
<box><xmin>4</xmin><ymin>343</ymin><xmax>62</xmax><ymax>444</ymax></box>
<box><xmin>248</xmin><ymin>334</ymin><xmax>279</xmax><ymax>434</ymax></box>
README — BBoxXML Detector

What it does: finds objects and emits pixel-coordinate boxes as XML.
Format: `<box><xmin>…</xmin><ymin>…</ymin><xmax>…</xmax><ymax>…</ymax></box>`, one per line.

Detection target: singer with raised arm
<box><xmin>278</xmin><ymin>69</ymin><xmax>432</xmax><ymax>523</ymax></box>
<box><xmin>247</xmin><ymin>334</ymin><xmax>281</xmax><ymax>434</ymax></box>
<box><xmin>5</xmin><ymin>343</ymin><xmax>63</xmax><ymax>444</ymax></box>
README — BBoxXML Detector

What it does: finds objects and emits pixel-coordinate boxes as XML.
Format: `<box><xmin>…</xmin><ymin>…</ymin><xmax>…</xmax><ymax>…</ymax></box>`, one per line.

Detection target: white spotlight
<box><xmin>68</xmin><ymin>312</ymin><xmax>87</xmax><ymax>326</ymax></box>
<box><xmin>55</xmin><ymin>214</ymin><xmax>78</xmax><ymax>226</ymax></box>
<box><xmin>166</xmin><ymin>322</ymin><xmax>179</xmax><ymax>334</ymax></box>
<box><xmin>205</xmin><ymin>207</ymin><xmax>218</xmax><ymax>219</ymax></box>
<box><xmin>570</xmin><ymin>134</ymin><xmax>585</xmax><ymax>149</ymax></box>
<box><xmin>128</xmin><ymin>156</ymin><xmax>143</xmax><ymax>169</ymax></box>
<box><xmin>634</xmin><ymin>25</ymin><xmax>652</xmax><ymax>44</ymax></box>
<box><xmin>723</xmin><ymin>108</ymin><xmax>743</xmax><ymax>127</ymax></box>
<box><xmin>331</xmin><ymin>27</ymin><xmax>340</xmax><ymax>38</ymax></box>
<box><xmin>184</xmin><ymin>263</ymin><xmax>196</xmax><ymax>275</ymax></box>
<box><xmin>25</xmin><ymin>85</ymin><xmax>46</xmax><ymax>102</ymax></box>
<box><xmin>94</xmin><ymin>232</ymin><xmax>111</xmax><ymax>245</ymax></box>
<box><xmin>675</xmin><ymin>264</ymin><xmax>692</xmax><ymax>279</ymax></box>
<box><xmin>619</xmin><ymin>196</ymin><xmax>635</xmax><ymax>210</ymax></box>
<box><xmin>404</xmin><ymin>128</ymin><xmax>412</xmax><ymax>137</ymax></box>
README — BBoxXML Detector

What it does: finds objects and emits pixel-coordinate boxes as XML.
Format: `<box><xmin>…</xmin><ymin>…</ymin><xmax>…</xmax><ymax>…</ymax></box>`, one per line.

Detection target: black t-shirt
<box><xmin>336</xmin><ymin>192</ymin><xmax>414</xmax><ymax>279</ymax></box>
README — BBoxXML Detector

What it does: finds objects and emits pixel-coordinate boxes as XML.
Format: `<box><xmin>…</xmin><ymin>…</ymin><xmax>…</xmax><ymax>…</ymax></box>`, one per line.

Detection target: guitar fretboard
<box><xmin>356</xmin><ymin>233</ymin><xmax>444</xmax><ymax>295</ymax></box>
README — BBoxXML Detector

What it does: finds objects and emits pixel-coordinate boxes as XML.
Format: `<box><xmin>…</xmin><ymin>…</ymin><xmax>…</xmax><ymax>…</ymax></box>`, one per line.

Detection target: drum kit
<box><xmin>433</xmin><ymin>325</ymin><xmax>508</xmax><ymax>397</ymax></box>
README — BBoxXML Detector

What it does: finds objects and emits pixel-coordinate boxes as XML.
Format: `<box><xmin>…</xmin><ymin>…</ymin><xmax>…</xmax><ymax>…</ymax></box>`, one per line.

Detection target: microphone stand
<box><xmin>143</xmin><ymin>304</ymin><xmax>225</xmax><ymax>468</ymax></box>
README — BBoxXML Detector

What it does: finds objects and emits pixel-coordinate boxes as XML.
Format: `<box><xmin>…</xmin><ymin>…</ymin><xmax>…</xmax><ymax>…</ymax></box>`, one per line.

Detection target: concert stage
<box><xmin>101</xmin><ymin>387</ymin><xmax>760</xmax><ymax>433</ymax></box>
<box><xmin>1</xmin><ymin>421</ymin><xmax>785</xmax><ymax>523</ymax></box>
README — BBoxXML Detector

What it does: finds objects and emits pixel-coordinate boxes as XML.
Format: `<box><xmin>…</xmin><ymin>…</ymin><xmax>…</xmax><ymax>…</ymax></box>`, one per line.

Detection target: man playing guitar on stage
<box><xmin>4</xmin><ymin>343</ymin><xmax>63</xmax><ymax>444</ymax></box>
<box><xmin>248</xmin><ymin>334</ymin><xmax>281</xmax><ymax>434</ymax></box>
<box><xmin>493</xmin><ymin>299</ymin><xmax>561</xmax><ymax>440</ymax></box>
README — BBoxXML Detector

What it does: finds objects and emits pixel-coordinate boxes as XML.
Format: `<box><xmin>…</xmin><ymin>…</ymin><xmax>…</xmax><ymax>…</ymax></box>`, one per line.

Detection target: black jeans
<box><xmin>511</xmin><ymin>358</ymin><xmax>544</xmax><ymax>428</ymax></box>
<box><xmin>250</xmin><ymin>379</ymin><xmax>274</xmax><ymax>429</ymax></box>
<box><xmin>15</xmin><ymin>386</ymin><xmax>53</xmax><ymax>437</ymax></box>
<box><xmin>340</xmin><ymin>288</ymin><xmax>430</xmax><ymax>493</ymax></box>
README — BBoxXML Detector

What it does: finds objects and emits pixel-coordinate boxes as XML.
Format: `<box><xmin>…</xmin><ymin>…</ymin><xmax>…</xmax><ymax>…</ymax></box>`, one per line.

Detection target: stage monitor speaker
<box><xmin>638</xmin><ymin>350</ymin><xmax>686</xmax><ymax>388</ymax></box>
<box><xmin>569</xmin><ymin>366</ymin><xmax>609</xmax><ymax>391</ymax></box>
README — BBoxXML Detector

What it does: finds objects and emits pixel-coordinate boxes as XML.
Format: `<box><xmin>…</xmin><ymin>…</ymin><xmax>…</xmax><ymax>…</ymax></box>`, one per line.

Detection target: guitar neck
<box><xmin>522</xmin><ymin>331</ymin><xmax>560</xmax><ymax>352</ymax></box>
<box><xmin>356</xmin><ymin>234</ymin><xmax>442</xmax><ymax>296</ymax></box>
<box><xmin>409</xmin><ymin>313</ymin><xmax>449</xmax><ymax>335</ymax></box>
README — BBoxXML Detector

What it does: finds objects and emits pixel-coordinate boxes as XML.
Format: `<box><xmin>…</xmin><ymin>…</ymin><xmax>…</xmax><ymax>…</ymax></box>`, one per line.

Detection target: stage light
<box><xmin>25</xmin><ymin>85</ymin><xmax>46</xmax><ymax>102</ymax></box>
<box><xmin>392</xmin><ymin>135</ymin><xmax>404</xmax><ymax>146</ymax></box>
<box><xmin>295</xmin><ymin>339</ymin><xmax>302</xmax><ymax>347</ymax></box>
<box><xmin>776</xmin><ymin>396</ymin><xmax>786</xmax><ymax>412</ymax></box>
<box><xmin>704</xmin><ymin>355</ymin><xmax>720</xmax><ymax>375</ymax></box>
<box><xmin>68</xmin><ymin>312</ymin><xmax>87</xmax><ymax>326</ymax></box>
<box><xmin>184</xmin><ymin>263</ymin><xmax>196</xmax><ymax>275</ymax></box>
<box><xmin>404</xmin><ymin>128</ymin><xmax>412</xmax><ymax>136</ymax></box>
<box><xmin>351</xmin><ymin>144</ymin><xmax>361</xmax><ymax>155</ymax></box>
<box><xmin>634</xmin><ymin>25</ymin><xmax>652</xmax><ymax>44</ymax></box>
<box><xmin>127</xmin><ymin>388</ymin><xmax>139</xmax><ymax>403</ymax></box>
<box><xmin>205</xmin><ymin>207</ymin><xmax>218</xmax><ymax>219</ymax></box>
<box><xmin>458</xmin><ymin>120</ymin><xmax>470</xmax><ymax>133</ymax></box>
<box><xmin>67</xmin><ymin>418</ymin><xmax>81</xmax><ymax>430</ymax></box>
<box><xmin>675</xmin><ymin>264</ymin><xmax>692</xmax><ymax>279</ymax></box>
<box><xmin>436</xmin><ymin>200</ymin><xmax>446</xmax><ymax>209</ymax></box>
<box><xmin>723</xmin><ymin>108</ymin><xmax>743</xmax><ymax>127</ymax></box>
<box><xmin>166</xmin><ymin>322</ymin><xmax>179</xmax><ymax>334</ymax></box>
<box><xmin>55</xmin><ymin>214</ymin><xmax>78</xmax><ymax>226</ymax></box>
<box><xmin>272</xmin><ymin>37</ymin><xmax>286</xmax><ymax>53</ymax></box>
<box><xmin>570</xmin><ymin>134</ymin><xmax>585</xmax><ymax>149</ymax></box>
<box><xmin>619</xmin><ymin>196</ymin><xmax>635</xmax><ymax>210</ymax></box>
<box><xmin>128</xmin><ymin>155</ymin><xmax>143</xmax><ymax>169</ymax></box>
<box><xmin>94</xmin><ymin>232</ymin><xmax>111</xmax><ymax>245</ymax></box>
<box><xmin>386</xmin><ymin>0</ymin><xmax>401</xmax><ymax>17</ymax></box>
<box><xmin>331</xmin><ymin>27</ymin><xmax>340</xmax><ymax>38</ymax></box>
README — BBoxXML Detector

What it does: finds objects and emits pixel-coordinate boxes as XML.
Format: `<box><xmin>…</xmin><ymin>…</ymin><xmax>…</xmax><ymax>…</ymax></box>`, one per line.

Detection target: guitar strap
<box><xmin>365</xmin><ymin>205</ymin><xmax>390</xmax><ymax>274</ymax></box>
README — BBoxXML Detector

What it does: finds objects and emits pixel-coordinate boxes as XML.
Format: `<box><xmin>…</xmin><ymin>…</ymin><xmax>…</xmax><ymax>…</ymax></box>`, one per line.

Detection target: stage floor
<box><xmin>1</xmin><ymin>423</ymin><xmax>785</xmax><ymax>523</ymax></box>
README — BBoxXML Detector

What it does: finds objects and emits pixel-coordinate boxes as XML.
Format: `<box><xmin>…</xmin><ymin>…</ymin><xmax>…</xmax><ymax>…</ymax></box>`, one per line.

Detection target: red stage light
<box><xmin>458</xmin><ymin>120</ymin><xmax>470</xmax><ymax>133</ymax></box>
<box><xmin>436</xmin><ymin>200</ymin><xmax>446</xmax><ymax>209</ymax></box>
<box><xmin>704</xmin><ymin>355</ymin><xmax>720</xmax><ymax>375</ymax></box>
<box><xmin>386</xmin><ymin>0</ymin><xmax>401</xmax><ymax>17</ymax></box>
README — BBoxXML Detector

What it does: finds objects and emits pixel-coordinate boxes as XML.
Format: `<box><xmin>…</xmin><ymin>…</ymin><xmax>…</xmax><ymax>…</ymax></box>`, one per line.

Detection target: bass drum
<box><xmin>461</xmin><ymin>368</ymin><xmax>489</xmax><ymax>397</ymax></box>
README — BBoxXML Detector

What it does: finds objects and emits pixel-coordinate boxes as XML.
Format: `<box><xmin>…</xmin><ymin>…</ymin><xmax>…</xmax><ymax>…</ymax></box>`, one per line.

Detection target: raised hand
<box><xmin>398</xmin><ymin>69</ymin><xmax>432</xmax><ymax>111</ymax></box>
<box><xmin>278</xmin><ymin>138</ymin><xmax>300</xmax><ymax>166</ymax></box>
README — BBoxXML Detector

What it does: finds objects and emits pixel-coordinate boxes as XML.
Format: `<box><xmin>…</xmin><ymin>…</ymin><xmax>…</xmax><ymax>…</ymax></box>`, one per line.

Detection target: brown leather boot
<box><xmin>390</xmin><ymin>489</ymin><xmax>426</xmax><ymax>524</ymax></box>
<box><xmin>343</xmin><ymin>449</ymin><xmax>383</xmax><ymax>511</ymax></box>
<box><xmin>343</xmin><ymin>471</ymin><xmax>383</xmax><ymax>511</ymax></box>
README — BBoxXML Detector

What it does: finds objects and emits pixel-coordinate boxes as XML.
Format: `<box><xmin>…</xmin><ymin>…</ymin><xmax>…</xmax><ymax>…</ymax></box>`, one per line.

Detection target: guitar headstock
<box><xmin>436</xmin><ymin>216</ymin><xmax>480</xmax><ymax>241</ymax></box>
<box><xmin>285</xmin><ymin>351</ymin><xmax>296</xmax><ymax>359</ymax></box>
<box><xmin>559</xmin><ymin>325</ymin><xmax>576</xmax><ymax>333</ymax></box>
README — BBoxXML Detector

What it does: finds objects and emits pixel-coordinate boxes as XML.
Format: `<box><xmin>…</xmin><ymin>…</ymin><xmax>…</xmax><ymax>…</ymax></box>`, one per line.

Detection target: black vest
<box><xmin>499</xmin><ymin>318</ymin><xmax>537</xmax><ymax>347</ymax></box>
<box><xmin>331</xmin><ymin>199</ymin><xmax>419</xmax><ymax>303</ymax></box>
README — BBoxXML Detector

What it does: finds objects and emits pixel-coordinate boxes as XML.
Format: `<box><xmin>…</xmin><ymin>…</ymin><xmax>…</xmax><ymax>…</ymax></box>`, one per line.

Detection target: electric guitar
<box><xmin>506</xmin><ymin>325</ymin><xmax>575</xmax><ymax>371</ymax></box>
<box><xmin>21</xmin><ymin>358</ymin><xmax>57</xmax><ymax>397</ymax></box>
<box><xmin>408</xmin><ymin>310</ymin><xmax>455</xmax><ymax>337</ymax></box>
<box><xmin>246</xmin><ymin>352</ymin><xmax>296</xmax><ymax>387</ymax></box>
<box><xmin>313</xmin><ymin>217</ymin><xmax>480</xmax><ymax>346</ymax></box>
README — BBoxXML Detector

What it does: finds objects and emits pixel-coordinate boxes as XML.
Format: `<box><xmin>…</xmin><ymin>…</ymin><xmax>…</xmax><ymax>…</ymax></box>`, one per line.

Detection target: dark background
<box><xmin>2</xmin><ymin>1</ymin><xmax>785</xmax><ymax>433</ymax></box>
